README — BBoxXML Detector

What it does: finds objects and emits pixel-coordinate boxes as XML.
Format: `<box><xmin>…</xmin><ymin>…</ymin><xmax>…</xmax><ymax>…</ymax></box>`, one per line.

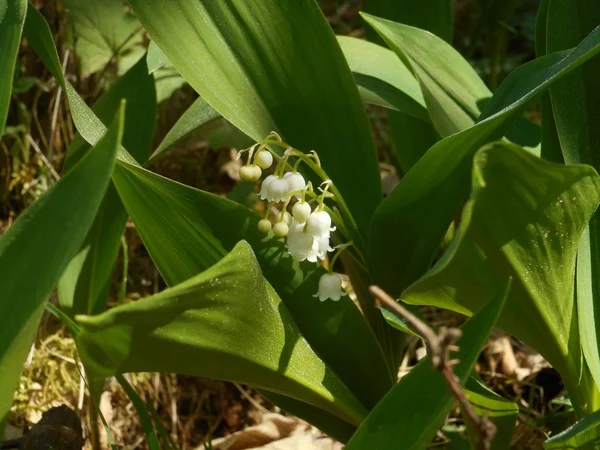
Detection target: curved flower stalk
<box><xmin>237</xmin><ymin>132</ymin><xmax>359</xmax><ymax>301</ymax></box>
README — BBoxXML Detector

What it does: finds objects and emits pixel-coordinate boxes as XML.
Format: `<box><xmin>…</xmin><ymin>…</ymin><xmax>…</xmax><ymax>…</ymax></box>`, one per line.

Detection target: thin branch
<box><xmin>370</xmin><ymin>285</ymin><xmax>496</xmax><ymax>450</ymax></box>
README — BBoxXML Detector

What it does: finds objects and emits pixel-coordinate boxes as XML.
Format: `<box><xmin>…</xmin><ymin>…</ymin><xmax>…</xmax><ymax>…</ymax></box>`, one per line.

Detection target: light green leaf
<box><xmin>0</xmin><ymin>103</ymin><xmax>123</xmax><ymax>423</ymax></box>
<box><xmin>369</xmin><ymin>23</ymin><xmax>600</xmax><ymax>298</ymax></box>
<box><xmin>76</xmin><ymin>241</ymin><xmax>367</xmax><ymax>426</ymax></box>
<box><xmin>147</xmin><ymin>41</ymin><xmax>186</xmax><ymax>103</ymax></box>
<box><xmin>546</xmin><ymin>0</ymin><xmax>600</xmax><ymax>403</ymax></box>
<box><xmin>65</xmin><ymin>0</ymin><xmax>143</xmax><ymax>75</ymax></box>
<box><xmin>346</xmin><ymin>281</ymin><xmax>509</xmax><ymax>449</ymax></box>
<box><xmin>544</xmin><ymin>408</ymin><xmax>600</xmax><ymax>449</ymax></box>
<box><xmin>402</xmin><ymin>142</ymin><xmax>600</xmax><ymax>415</ymax></box>
<box><xmin>0</xmin><ymin>0</ymin><xmax>26</xmax><ymax>136</ymax></box>
<box><xmin>361</xmin><ymin>13</ymin><xmax>488</xmax><ymax>137</ymax></box>
<box><xmin>127</xmin><ymin>0</ymin><xmax>381</xmax><ymax>235</ymax></box>
<box><xmin>337</xmin><ymin>36</ymin><xmax>428</xmax><ymax>122</ymax></box>
<box><xmin>57</xmin><ymin>55</ymin><xmax>156</xmax><ymax>316</ymax></box>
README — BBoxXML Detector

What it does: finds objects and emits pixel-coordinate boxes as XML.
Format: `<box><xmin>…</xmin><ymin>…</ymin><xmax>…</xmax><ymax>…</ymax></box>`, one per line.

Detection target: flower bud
<box><xmin>281</xmin><ymin>211</ymin><xmax>292</xmax><ymax>225</ymax></box>
<box><xmin>255</xmin><ymin>150</ymin><xmax>273</xmax><ymax>169</ymax></box>
<box><xmin>273</xmin><ymin>221</ymin><xmax>289</xmax><ymax>237</ymax></box>
<box><xmin>267</xmin><ymin>177</ymin><xmax>290</xmax><ymax>202</ymax></box>
<box><xmin>306</xmin><ymin>210</ymin><xmax>333</xmax><ymax>238</ymax></box>
<box><xmin>292</xmin><ymin>201</ymin><xmax>311</xmax><ymax>223</ymax></box>
<box><xmin>313</xmin><ymin>273</ymin><xmax>345</xmax><ymax>301</ymax></box>
<box><xmin>258</xmin><ymin>219</ymin><xmax>272</xmax><ymax>233</ymax></box>
<box><xmin>240</xmin><ymin>164</ymin><xmax>262</xmax><ymax>181</ymax></box>
<box><xmin>284</xmin><ymin>172</ymin><xmax>306</xmax><ymax>198</ymax></box>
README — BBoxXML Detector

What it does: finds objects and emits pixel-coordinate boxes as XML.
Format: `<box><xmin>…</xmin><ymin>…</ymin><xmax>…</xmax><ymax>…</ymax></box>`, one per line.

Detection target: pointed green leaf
<box><xmin>369</xmin><ymin>24</ymin><xmax>600</xmax><ymax>297</ymax></box>
<box><xmin>0</xmin><ymin>0</ymin><xmax>26</xmax><ymax>136</ymax></box>
<box><xmin>346</xmin><ymin>281</ymin><xmax>509</xmax><ymax>449</ymax></box>
<box><xmin>76</xmin><ymin>241</ymin><xmax>367</xmax><ymax>425</ymax></box>
<box><xmin>0</xmin><ymin>103</ymin><xmax>123</xmax><ymax>423</ymax></box>
<box><xmin>362</xmin><ymin>0</ymin><xmax>453</xmax><ymax>44</ymax></box>
<box><xmin>362</xmin><ymin>13</ymin><xmax>488</xmax><ymax>137</ymax></box>
<box><xmin>58</xmin><ymin>56</ymin><xmax>156</xmax><ymax>316</ymax></box>
<box><xmin>127</xmin><ymin>0</ymin><xmax>381</xmax><ymax>234</ymax></box>
<box><xmin>402</xmin><ymin>142</ymin><xmax>600</xmax><ymax>415</ymax></box>
<box><xmin>544</xmin><ymin>407</ymin><xmax>600</xmax><ymax>449</ymax></box>
<box><xmin>337</xmin><ymin>36</ymin><xmax>428</xmax><ymax>122</ymax></box>
<box><xmin>149</xmin><ymin>96</ymin><xmax>222</xmax><ymax>162</ymax></box>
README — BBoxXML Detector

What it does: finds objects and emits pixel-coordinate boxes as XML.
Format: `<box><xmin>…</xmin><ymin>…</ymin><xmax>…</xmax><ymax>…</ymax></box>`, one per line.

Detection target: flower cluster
<box><xmin>238</xmin><ymin>132</ymin><xmax>347</xmax><ymax>302</ymax></box>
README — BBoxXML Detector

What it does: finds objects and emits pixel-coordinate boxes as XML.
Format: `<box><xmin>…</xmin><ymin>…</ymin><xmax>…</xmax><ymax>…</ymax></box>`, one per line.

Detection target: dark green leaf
<box><xmin>127</xmin><ymin>0</ymin><xmax>381</xmax><ymax>235</ymax></box>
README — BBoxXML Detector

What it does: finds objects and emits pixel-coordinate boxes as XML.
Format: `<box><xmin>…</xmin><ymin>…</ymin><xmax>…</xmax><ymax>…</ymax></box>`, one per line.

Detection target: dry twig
<box><xmin>370</xmin><ymin>285</ymin><xmax>496</xmax><ymax>450</ymax></box>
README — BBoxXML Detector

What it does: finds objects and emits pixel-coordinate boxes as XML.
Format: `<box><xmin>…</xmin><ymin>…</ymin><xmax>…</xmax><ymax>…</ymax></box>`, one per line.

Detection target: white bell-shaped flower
<box><xmin>255</xmin><ymin>150</ymin><xmax>273</xmax><ymax>169</ymax></box>
<box><xmin>306</xmin><ymin>210</ymin><xmax>334</xmax><ymax>238</ymax></box>
<box><xmin>292</xmin><ymin>201</ymin><xmax>311</xmax><ymax>223</ymax></box>
<box><xmin>317</xmin><ymin>235</ymin><xmax>334</xmax><ymax>260</ymax></box>
<box><xmin>313</xmin><ymin>273</ymin><xmax>346</xmax><ymax>301</ymax></box>
<box><xmin>284</xmin><ymin>172</ymin><xmax>306</xmax><ymax>199</ymax></box>
<box><xmin>286</xmin><ymin>220</ymin><xmax>319</xmax><ymax>262</ymax></box>
<box><xmin>267</xmin><ymin>177</ymin><xmax>290</xmax><ymax>202</ymax></box>
<box><xmin>260</xmin><ymin>175</ymin><xmax>277</xmax><ymax>200</ymax></box>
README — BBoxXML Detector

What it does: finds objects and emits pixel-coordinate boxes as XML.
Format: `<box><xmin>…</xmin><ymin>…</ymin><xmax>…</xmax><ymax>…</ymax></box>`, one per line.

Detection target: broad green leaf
<box><xmin>464</xmin><ymin>378</ymin><xmax>518</xmax><ymax>450</ymax></box>
<box><xmin>369</xmin><ymin>23</ymin><xmax>600</xmax><ymax>298</ymax></box>
<box><xmin>362</xmin><ymin>0</ymin><xmax>453</xmax><ymax>44</ymax></box>
<box><xmin>544</xmin><ymin>408</ymin><xmax>600</xmax><ymax>449</ymax></box>
<box><xmin>57</xmin><ymin>56</ymin><xmax>156</xmax><ymax>316</ymax></box>
<box><xmin>110</xmin><ymin>157</ymin><xmax>394</xmax><ymax>411</ymax></box>
<box><xmin>127</xmin><ymin>0</ymin><xmax>381</xmax><ymax>235</ymax></box>
<box><xmin>346</xmin><ymin>281</ymin><xmax>509</xmax><ymax>449</ymax></box>
<box><xmin>0</xmin><ymin>103</ymin><xmax>123</xmax><ymax>424</ymax></box>
<box><xmin>402</xmin><ymin>142</ymin><xmax>600</xmax><ymax>415</ymax></box>
<box><xmin>76</xmin><ymin>241</ymin><xmax>367</xmax><ymax>426</ymax></box>
<box><xmin>149</xmin><ymin>96</ymin><xmax>222</xmax><ymax>162</ymax></box>
<box><xmin>64</xmin><ymin>0</ymin><xmax>143</xmax><ymax>75</ymax></box>
<box><xmin>0</xmin><ymin>0</ymin><xmax>26</xmax><ymax>136</ymax></box>
<box><xmin>546</xmin><ymin>0</ymin><xmax>600</xmax><ymax>402</ymax></box>
<box><xmin>336</xmin><ymin>36</ymin><xmax>429</xmax><ymax>122</ymax></box>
